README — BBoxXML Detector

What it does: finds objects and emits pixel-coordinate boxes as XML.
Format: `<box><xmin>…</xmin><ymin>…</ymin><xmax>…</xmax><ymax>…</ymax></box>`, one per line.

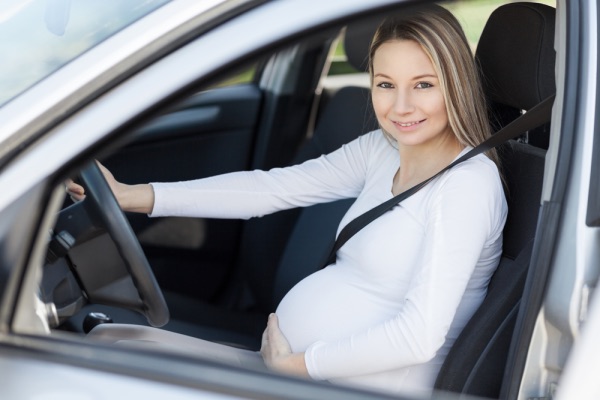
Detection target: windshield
<box><xmin>0</xmin><ymin>0</ymin><xmax>171</xmax><ymax>107</ymax></box>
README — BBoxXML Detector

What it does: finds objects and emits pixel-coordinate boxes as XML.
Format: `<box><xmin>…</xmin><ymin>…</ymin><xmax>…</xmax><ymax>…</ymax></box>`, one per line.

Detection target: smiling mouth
<box><xmin>396</xmin><ymin>119</ymin><xmax>425</xmax><ymax>127</ymax></box>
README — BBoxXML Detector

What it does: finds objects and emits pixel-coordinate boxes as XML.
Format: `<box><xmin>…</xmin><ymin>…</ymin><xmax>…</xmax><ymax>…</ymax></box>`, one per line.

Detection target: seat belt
<box><xmin>322</xmin><ymin>94</ymin><xmax>555</xmax><ymax>268</ymax></box>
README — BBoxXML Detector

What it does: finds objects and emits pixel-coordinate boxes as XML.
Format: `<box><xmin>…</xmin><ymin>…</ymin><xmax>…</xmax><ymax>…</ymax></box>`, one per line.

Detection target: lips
<box><xmin>393</xmin><ymin>119</ymin><xmax>426</xmax><ymax>129</ymax></box>
<box><xmin>399</xmin><ymin>121</ymin><xmax>420</xmax><ymax>127</ymax></box>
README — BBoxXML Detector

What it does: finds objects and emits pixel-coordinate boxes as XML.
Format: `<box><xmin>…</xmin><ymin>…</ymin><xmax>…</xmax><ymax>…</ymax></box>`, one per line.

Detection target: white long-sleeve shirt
<box><xmin>150</xmin><ymin>130</ymin><xmax>507</xmax><ymax>396</ymax></box>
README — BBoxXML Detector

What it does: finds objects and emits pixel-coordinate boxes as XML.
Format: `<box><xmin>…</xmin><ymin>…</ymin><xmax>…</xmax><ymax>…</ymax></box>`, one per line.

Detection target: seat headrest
<box><xmin>342</xmin><ymin>4</ymin><xmax>440</xmax><ymax>72</ymax></box>
<box><xmin>475</xmin><ymin>3</ymin><xmax>556</xmax><ymax>111</ymax></box>
<box><xmin>343</xmin><ymin>15</ymin><xmax>381</xmax><ymax>72</ymax></box>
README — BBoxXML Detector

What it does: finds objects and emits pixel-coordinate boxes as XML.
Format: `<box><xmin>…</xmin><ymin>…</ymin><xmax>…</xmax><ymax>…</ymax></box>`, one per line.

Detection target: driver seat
<box><xmin>433</xmin><ymin>3</ymin><xmax>556</xmax><ymax>397</ymax></box>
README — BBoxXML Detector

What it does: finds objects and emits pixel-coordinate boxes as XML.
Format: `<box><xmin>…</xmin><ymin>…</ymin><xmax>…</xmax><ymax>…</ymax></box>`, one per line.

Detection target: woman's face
<box><xmin>371</xmin><ymin>39</ymin><xmax>453</xmax><ymax>150</ymax></box>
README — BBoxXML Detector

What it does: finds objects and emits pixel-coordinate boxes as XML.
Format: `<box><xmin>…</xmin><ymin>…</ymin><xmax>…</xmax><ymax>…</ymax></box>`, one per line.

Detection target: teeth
<box><xmin>398</xmin><ymin>121</ymin><xmax>419</xmax><ymax>127</ymax></box>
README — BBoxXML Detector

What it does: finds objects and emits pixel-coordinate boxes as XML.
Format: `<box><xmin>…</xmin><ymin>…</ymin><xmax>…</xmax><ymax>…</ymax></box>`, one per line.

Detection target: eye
<box><xmin>376</xmin><ymin>81</ymin><xmax>394</xmax><ymax>89</ymax></box>
<box><xmin>415</xmin><ymin>82</ymin><xmax>434</xmax><ymax>89</ymax></box>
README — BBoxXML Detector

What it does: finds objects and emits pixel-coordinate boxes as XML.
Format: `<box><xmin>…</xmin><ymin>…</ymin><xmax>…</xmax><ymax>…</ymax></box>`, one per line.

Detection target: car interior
<box><xmin>37</xmin><ymin>1</ymin><xmax>556</xmax><ymax>398</ymax></box>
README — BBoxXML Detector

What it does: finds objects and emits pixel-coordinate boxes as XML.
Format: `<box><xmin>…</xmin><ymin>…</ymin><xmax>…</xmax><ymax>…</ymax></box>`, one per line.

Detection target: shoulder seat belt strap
<box><xmin>322</xmin><ymin>94</ymin><xmax>555</xmax><ymax>268</ymax></box>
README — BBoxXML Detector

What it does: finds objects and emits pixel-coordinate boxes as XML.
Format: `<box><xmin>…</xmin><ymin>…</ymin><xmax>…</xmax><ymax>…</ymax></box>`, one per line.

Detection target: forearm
<box><xmin>270</xmin><ymin>352</ymin><xmax>309</xmax><ymax>377</ymax></box>
<box><xmin>115</xmin><ymin>182</ymin><xmax>155</xmax><ymax>214</ymax></box>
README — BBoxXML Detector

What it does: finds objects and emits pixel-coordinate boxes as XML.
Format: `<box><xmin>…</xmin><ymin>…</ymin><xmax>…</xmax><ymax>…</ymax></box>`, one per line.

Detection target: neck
<box><xmin>393</xmin><ymin>134</ymin><xmax>464</xmax><ymax>195</ymax></box>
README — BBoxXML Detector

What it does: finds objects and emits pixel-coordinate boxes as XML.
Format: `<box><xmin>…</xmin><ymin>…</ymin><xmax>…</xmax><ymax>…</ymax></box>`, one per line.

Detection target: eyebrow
<box><xmin>413</xmin><ymin>74</ymin><xmax>438</xmax><ymax>80</ymax></box>
<box><xmin>373</xmin><ymin>73</ymin><xmax>438</xmax><ymax>80</ymax></box>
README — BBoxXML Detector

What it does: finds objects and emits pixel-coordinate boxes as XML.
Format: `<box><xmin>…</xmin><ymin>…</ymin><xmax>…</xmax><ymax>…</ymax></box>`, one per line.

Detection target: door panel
<box><xmin>102</xmin><ymin>83</ymin><xmax>262</xmax><ymax>302</ymax></box>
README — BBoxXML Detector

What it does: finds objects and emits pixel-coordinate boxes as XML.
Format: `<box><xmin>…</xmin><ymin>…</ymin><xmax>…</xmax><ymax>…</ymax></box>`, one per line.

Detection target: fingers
<box><xmin>64</xmin><ymin>160</ymin><xmax>114</xmax><ymax>203</ymax></box>
<box><xmin>265</xmin><ymin>313</ymin><xmax>292</xmax><ymax>354</ymax></box>
<box><xmin>260</xmin><ymin>314</ymin><xmax>278</xmax><ymax>361</ymax></box>
<box><xmin>260</xmin><ymin>314</ymin><xmax>275</xmax><ymax>353</ymax></box>
<box><xmin>266</xmin><ymin>313</ymin><xmax>282</xmax><ymax>338</ymax></box>
<box><xmin>65</xmin><ymin>179</ymin><xmax>83</xmax><ymax>194</ymax></box>
<box><xmin>260</xmin><ymin>327</ymin><xmax>268</xmax><ymax>352</ymax></box>
<box><xmin>260</xmin><ymin>314</ymin><xmax>307</xmax><ymax>377</ymax></box>
<box><xmin>65</xmin><ymin>179</ymin><xmax>85</xmax><ymax>202</ymax></box>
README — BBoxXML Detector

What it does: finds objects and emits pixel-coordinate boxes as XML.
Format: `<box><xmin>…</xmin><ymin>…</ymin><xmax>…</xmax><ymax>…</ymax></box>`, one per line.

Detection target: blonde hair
<box><xmin>368</xmin><ymin>5</ymin><xmax>499</xmax><ymax>166</ymax></box>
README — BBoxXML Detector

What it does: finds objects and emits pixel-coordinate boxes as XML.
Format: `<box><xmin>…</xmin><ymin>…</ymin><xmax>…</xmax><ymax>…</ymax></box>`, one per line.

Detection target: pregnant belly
<box><xmin>275</xmin><ymin>265</ymin><xmax>401</xmax><ymax>352</ymax></box>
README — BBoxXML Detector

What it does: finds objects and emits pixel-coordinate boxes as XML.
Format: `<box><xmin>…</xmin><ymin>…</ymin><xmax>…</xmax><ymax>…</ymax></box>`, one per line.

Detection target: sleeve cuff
<box><xmin>305</xmin><ymin>341</ymin><xmax>328</xmax><ymax>380</ymax></box>
<box><xmin>147</xmin><ymin>182</ymin><xmax>160</xmax><ymax>217</ymax></box>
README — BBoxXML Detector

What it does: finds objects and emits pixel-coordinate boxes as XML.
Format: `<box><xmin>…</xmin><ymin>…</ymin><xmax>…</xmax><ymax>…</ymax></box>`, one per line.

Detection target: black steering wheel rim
<box><xmin>79</xmin><ymin>162</ymin><xmax>169</xmax><ymax>327</ymax></box>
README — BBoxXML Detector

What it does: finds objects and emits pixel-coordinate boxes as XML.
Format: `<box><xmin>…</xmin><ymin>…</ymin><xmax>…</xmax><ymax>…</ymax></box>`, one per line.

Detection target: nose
<box><xmin>393</xmin><ymin>89</ymin><xmax>415</xmax><ymax>115</ymax></box>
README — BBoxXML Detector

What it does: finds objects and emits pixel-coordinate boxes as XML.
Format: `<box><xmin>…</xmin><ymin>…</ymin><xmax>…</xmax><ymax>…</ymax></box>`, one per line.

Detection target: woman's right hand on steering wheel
<box><xmin>66</xmin><ymin>161</ymin><xmax>155</xmax><ymax>214</ymax></box>
<box><xmin>66</xmin><ymin>162</ymin><xmax>118</xmax><ymax>202</ymax></box>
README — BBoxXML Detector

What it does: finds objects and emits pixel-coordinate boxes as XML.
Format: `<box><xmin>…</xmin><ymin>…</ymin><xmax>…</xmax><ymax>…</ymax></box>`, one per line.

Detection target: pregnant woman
<box><xmin>69</xmin><ymin>4</ymin><xmax>507</xmax><ymax>396</ymax></box>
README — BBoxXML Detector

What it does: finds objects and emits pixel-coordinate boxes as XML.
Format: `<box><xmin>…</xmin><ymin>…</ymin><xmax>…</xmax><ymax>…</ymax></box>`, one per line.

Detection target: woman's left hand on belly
<box><xmin>260</xmin><ymin>313</ymin><xmax>309</xmax><ymax>378</ymax></box>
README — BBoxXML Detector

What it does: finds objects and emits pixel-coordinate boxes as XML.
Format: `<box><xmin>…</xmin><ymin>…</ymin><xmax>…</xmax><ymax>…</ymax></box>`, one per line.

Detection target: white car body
<box><xmin>0</xmin><ymin>0</ymin><xmax>598</xmax><ymax>399</ymax></box>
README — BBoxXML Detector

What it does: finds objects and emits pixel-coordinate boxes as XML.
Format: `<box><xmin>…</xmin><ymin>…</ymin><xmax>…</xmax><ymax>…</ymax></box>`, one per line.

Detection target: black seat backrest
<box><xmin>434</xmin><ymin>3</ymin><xmax>556</xmax><ymax>398</ymax></box>
<box><xmin>271</xmin><ymin>86</ymin><xmax>377</xmax><ymax>307</ymax></box>
<box><xmin>238</xmin><ymin>25</ymin><xmax>378</xmax><ymax>312</ymax></box>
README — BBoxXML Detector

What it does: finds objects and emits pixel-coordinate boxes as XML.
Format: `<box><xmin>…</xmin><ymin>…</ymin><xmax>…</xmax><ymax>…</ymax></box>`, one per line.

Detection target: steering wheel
<box><xmin>79</xmin><ymin>162</ymin><xmax>169</xmax><ymax>327</ymax></box>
